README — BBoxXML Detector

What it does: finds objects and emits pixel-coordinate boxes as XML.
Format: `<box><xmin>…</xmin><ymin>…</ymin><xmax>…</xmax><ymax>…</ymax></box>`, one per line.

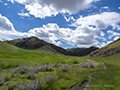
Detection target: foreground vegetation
<box><xmin>0</xmin><ymin>41</ymin><xmax>120</xmax><ymax>89</ymax></box>
<box><xmin>89</xmin><ymin>54</ymin><xmax>120</xmax><ymax>90</ymax></box>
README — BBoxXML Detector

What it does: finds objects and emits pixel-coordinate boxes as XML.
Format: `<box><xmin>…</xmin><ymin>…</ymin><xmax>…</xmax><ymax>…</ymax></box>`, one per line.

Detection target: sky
<box><xmin>0</xmin><ymin>0</ymin><xmax>120</xmax><ymax>48</ymax></box>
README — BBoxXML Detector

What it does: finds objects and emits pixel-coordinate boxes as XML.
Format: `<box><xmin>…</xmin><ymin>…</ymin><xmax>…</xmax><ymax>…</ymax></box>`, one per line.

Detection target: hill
<box><xmin>0</xmin><ymin>39</ymin><xmax>120</xmax><ymax>90</ymax></box>
<box><xmin>5</xmin><ymin>36</ymin><xmax>71</xmax><ymax>55</ymax></box>
<box><xmin>5</xmin><ymin>36</ymin><xmax>98</xmax><ymax>56</ymax></box>
<box><xmin>90</xmin><ymin>38</ymin><xmax>120</xmax><ymax>57</ymax></box>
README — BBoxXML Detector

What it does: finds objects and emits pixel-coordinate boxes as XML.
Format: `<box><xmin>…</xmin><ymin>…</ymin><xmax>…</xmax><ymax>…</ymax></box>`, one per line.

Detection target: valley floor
<box><xmin>0</xmin><ymin>54</ymin><xmax>120</xmax><ymax>90</ymax></box>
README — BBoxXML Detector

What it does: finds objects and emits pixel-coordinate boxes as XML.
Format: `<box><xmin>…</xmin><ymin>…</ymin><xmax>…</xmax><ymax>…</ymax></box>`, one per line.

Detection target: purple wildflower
<box><xmin>44</xmin><ymin>75</ymin><xmax>54</xmax><ymax>84</ymax></box>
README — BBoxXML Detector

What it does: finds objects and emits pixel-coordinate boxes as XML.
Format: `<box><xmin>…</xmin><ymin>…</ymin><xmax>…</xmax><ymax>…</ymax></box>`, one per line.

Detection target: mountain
<box><xmin>66</xmin><ymin>46</ymin><xmax>99</xmax><ymax>56</ymax></box>
<box><xmin>90</xmin><ymin>38</ymin><xmax>120</xmax><ymax>58</ymax></box>
<box><xmin>5</xmin><ymin>36</ymin><xmax>71</xmax><ymax>55</ymax></box>
<box><xmin>5</xmin><ymin>36</ymin><xmax>98</xmax><ymax>56</ymax></box>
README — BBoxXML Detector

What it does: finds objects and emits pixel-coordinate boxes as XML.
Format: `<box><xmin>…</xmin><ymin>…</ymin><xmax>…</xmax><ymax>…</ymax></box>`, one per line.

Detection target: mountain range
<box><xmin>5</xmin><ymin>36</ymin><xmax>99</xmax><ymax>56</ymax></box>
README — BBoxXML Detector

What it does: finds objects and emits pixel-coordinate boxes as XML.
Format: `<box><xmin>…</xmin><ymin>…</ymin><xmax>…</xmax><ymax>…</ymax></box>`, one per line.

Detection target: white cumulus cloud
<box><xmin>0</xmin><ymin>14</ymin><xmax>15</xmax><ymax>31</ymax></box>
<box><xmin>27</xmin><ymin>23</ymin><xmax>102</xmax><ymax>47</ymax></box>
<box><xmin>0</xmin><ymin>13</ymin><xmax>104</xmax><ymax>47</ymax></box>
<box><xmin>0</xmin><ymin>14</ymin><xmax>28</xmax><ymax>40</ymax></box>
<box><xmin>71</xmin><ymin>12</ymin><xmax>120</xmax><ymax>30</ymax></box>
<box><xmin>8</xmin><ymin>0</ymin><xmax>101</xmax><ymax>18</ymax></box>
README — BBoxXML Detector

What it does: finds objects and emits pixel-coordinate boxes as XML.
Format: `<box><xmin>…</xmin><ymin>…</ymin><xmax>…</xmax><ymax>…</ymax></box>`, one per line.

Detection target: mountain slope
<box><xmin>5</xmin><ymin>36</ymin><xmax>99</xmax><ymax>56</ymax></box>
<box><xmin>5</xmin><ymin>36</ymin><xmax>71</xmax><ymax>55</ymax></box>
<box><xmin>90</xmin><ymin>38</ymin><xmax>120</xmax><ymax>57</ymax></box>
<box><xmin>67</xmin><ymin>46</ymin><xmax>99</xmax><ymax>56</ymax></box>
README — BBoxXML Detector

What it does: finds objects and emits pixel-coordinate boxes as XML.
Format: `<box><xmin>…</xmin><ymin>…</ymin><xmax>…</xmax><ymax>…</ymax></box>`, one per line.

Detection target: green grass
<box><xmin>0</xmin><ymin>41</ymin><xmax>85</xmax><ymax>67</ymax></box>
<box><xmin>88</xmin><ymin>54</ymin><xmax>120</xmax><ymax>90</ymax></box>
<box><xmin>0</xmin><ymin>41</ymin><xmax>93</xmax><ymax>89</ymax></box>
<box><xmin>0</xmin><ymin>41</ymin><xmax>120</xmax><ymax>90</ymax></box>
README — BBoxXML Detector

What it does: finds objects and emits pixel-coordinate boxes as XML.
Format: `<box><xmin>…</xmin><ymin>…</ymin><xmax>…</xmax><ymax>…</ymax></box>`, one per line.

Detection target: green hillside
<box><xmin>0</xmin><ymin>40</ymin><xmax>96</xmax><ymax>90</ymax></box>
<box><xmin>0</xmin><ymin>40</ymin><xmax>83</xmax><ymax>67</ymax></box>
<box><xmin>90</xmin><ymin>38</ymin><xmax>120</xmax><ymax>57</ymax></box>
<box><xmin>0</xmin><ymin>40</ymin><xmax>120</xmax><ymax>90</ymax></box>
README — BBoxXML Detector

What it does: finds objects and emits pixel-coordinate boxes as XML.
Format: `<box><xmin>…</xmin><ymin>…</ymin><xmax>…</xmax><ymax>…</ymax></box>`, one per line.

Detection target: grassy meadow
<box><xmin>0</xmin><ymin>41</ymin><xmax>120</xmax><ymax>90</ymax></box>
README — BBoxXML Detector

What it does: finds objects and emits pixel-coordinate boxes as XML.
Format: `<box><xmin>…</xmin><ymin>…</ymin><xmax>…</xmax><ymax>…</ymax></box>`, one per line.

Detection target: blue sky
<box><xmin>0</xmin><ymin>0</ymin><xmax>120</xmax><ymax>48</ymax></box>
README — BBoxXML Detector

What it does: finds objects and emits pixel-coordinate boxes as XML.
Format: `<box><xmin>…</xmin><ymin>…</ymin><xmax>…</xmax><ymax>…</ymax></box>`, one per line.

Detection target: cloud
<box><xmin>70</xmin><ymin>25</ymin><xmax>101</xmax><ymax>47</ymax></box>
<box><xmin>7</xmin><ymin>0</ymin><xmax>14</xmax><ymax>3</ymax></box>
<box><xmin>0</xmin><ymin>14</ymin><xmax>15</xmax><ymax>31</ymax></box>
<box><xmin>114</xmin><ymin>36</ymin><xmax>120</xmax><ymax>41</ymax></box>
<box><xmin>107</xmin><ymin>41</ymin><xmax>113</xmax><ymax>45</ymax></box>
<box><xmin>0</xmin><ymin>16</ymin><xmax>103</xmax><ymax>47</ymax></box>
<box><xmin>4</xmin><ymin>3</ymin><xmax>8</xmax><ymax>5</ymax></box>
<box><xmin>0</xmin><ymin>30</ymin><xmax>28</xmax><ymax>40</ymax></box>
<box><xmin>0</xmin><ymin>14</ymin><xmax>28</xmax><ymax>40</ymax></box>
<box><xmin>0</xmin><ymin>0</ymin><xmax>2</xmax><ymax>3</ymax></box>
<box><xmin>98</xmin><ymin>42</ymin><xmax>106</xmax><ymax>48</ymax></box>
<box><xmin>17</xmin><ymin>12</ymin><xmax>30</xmax><ymax>17</ymax></box>
<box><xmin>54</xmin><ymin>41</ymin><xmax>63</xmax><ymax>46</ymax></box>
<box><xmin>102</xmin><ymin>6</ymin><xmax>109</xmax><ymax>9</ymax></box>
<box><xmin>27</xmin><ymin>23</ymin><xmax>102</xmax><ymax>47</ymax></box>
<box><xmin>27</xmin><ymin>23</ymin><xmax>72</xmax><ymax>45</ymax></box>
<box><xmin>63</xmin><ymin>15</ymin><xmax>75</xmax><ymax>22</ymax></box>
<box><xmin>118</xmin><ymin>7</ymin><xmax>120</xmax><ymax>9</ymax></box>
<box><xmin>107</xmin><ymin>30</ymin><xmax>120</xmax><ymax>39</ymax></box>
<box><xmin>8</xmin><ymin>0</ymin><xmax>100</xmax><ymax>18</ymax></box>
<box><xmin>111</xmin><ymin>23</ymin><xmax>120</xmax><ymax>30</ymax></box>
<box><xmin>0</xmin><ymin>13</ymin><xmax>104</xmax><ymax>47</ymax></box>
<box><xmin>97</xmin><ymin>40</ymin><xmax>113</xmax><ymax>48</ymax></box>
<box><xmin>71</xmin><ymin>12</ymin><xmax>120</xmax><ymax>29</ymax></box>
<box><xmin>95</xmin><ymin>20</ymin><xmax>107</xmax><ymax>29</ymax></box>
<box><xmin>28</xmin><ymin>27</ymin><xmax>49</xmax><ymax>39</ymax></box>
<box><xmin>0</xmin><ymin>13</ymin><xmax>117</xmax><ymax>47</ymax></box>
<box><xmin>107</xmin><ymin>30</ymin><xmax>113</xmax><ymax>34</ymax></box>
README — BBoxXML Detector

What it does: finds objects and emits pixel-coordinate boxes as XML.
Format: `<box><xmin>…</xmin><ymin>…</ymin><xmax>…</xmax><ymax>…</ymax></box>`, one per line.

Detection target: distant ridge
<box><xmin>90</xmin><ymin>38</ymin><xmax>120</xmax><ymax>58</ymax></box>
<box><xmin>5</xmin><ymin>36</ymin><xmax>98</xmax><ymax>56</ymax></box>
<box><xmin>66</xmin><ymin>46</ymin><xmax>99</xmax><ymax>56</ymax></box>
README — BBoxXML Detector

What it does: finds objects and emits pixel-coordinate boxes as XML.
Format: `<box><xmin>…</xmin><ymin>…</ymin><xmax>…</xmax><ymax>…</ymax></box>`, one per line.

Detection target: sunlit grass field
<box><xmin>0</xmin><ymin>41</ymin><xmax>120</xmax><ymax>90</ymax></box>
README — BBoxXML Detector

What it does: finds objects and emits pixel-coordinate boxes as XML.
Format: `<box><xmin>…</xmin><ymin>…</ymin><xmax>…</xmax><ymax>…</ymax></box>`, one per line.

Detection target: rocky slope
<box><xmin>90</xmin><ymin>38</ymin><xmax>120</xmax><ymax>58</ymax></box>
